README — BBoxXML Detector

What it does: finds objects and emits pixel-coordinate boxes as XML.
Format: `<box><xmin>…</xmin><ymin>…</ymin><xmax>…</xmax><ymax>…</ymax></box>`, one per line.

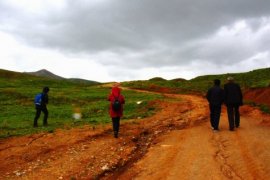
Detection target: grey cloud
<box><xmin>2</xmin><ymin>0</ymin><xmax>270</xmax><ymax>51</ymax></box>
<box><xmin>1</xmin><ymin>0</ymin><xmax>270</xmax><ymax>76</ymax></box>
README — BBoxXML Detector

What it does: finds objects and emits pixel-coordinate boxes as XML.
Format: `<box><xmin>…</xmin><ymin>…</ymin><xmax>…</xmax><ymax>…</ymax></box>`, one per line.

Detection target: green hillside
<box><xmin>122</xmin><ymin>67</ymin><xmax>270</xmax><ymax>93</ymax></box>
<box><xmin>1</xmin><ymin>67</ymin><xmax>269</xmax><ymax>138</ymax></box>
<box><xmin>0</xmin><ymin>69</ymin><xmax>162</xmax><ymax>138</ymax></box>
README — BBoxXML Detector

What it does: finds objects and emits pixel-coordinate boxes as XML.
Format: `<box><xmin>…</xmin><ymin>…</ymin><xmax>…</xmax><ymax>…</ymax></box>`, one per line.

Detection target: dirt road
<box><xmin>0</xmin><ymin>93</ymin><xmax>269</xmax><ymax>180</ymax></box>
<box><xmin>118</xmin><ymin>108</ymin><xmax>270</xmax><ymax>180</ymax></box>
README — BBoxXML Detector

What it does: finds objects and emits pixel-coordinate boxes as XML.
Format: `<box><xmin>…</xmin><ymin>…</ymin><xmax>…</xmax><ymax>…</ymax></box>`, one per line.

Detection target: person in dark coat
<box><xmin>34</xmin><ymin>87</ymin><xmax>50</xmax><ymax>127</ymax></box>
<box><xmin>224</xmin><ymin>77</ymin><xmax>243</xmax><ymax>131</ymax></box>
<box><xmin>108</xmin><ymin>83</ymin><xmax>125</xmax><ymax>138</ymax></box>
<box><xmin>206</xmin><ymin>79</ymin><xmax>224</xmax><ymax>131</ymax></box>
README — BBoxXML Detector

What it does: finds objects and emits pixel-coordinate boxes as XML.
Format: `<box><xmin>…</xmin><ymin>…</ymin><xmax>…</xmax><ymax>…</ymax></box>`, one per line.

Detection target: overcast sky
<box><xmin>0</xmin><ymin>0</ymin><xmax>269</xmax><ymax>82</ymax></box>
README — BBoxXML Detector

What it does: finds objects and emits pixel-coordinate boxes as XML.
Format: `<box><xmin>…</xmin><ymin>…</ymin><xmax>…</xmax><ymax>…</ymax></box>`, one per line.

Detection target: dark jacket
<box><xmin>206</xmin><ymin>86</ymin><xmax>224</xmax><ymax>106</ymax></box>
<box><xmin>224</xmin><ymin>82</ymin><xmax>243</xmax><ymax>105</ymax></box>
<box><xmin>36</xmin><ymin>92</ymin><xmax>49</xmax><ymax>108</ymax></box>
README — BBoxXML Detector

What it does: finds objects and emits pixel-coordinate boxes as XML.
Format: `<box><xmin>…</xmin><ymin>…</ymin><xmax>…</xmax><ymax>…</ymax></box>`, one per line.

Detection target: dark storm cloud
<box><xmin>0</xmin><ymin>0</ymin><xmax>270</xmax><ymax>73</ymax></box>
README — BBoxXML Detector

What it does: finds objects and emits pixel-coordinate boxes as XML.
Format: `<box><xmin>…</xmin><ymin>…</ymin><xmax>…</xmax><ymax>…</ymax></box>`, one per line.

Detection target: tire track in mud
<box><xmin>234</xmin><ymin>127</ymin><xmax>268</xmax><ymax>179</ymax></box>
<box><xmin>212</xmin><ymin>134</ymin><xmax>243</xmax><ymax>179</ymax></box>
<box><xmin>211</xmin><ymin>114</ymin><xmax>270</xmax><ymax>180</ymax></box>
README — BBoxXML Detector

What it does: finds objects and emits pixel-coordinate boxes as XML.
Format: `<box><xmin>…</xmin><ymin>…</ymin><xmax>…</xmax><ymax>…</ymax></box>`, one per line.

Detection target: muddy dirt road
<box><xmin>0</xmin><ymin>93</ymin><xmax>269</xmax><ymax>180</ymax></box>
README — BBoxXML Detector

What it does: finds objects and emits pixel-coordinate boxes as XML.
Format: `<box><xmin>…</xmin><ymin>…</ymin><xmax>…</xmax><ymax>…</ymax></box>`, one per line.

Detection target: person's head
<box><xmin>227</xmin><ymin>76</ymin><xmax>234</xmax><ymax>82</ymax></box>
<box><xmin>43</xmin><ymin>86</ymin><xmax>50</xmax><ymax>93</ymax></box>
<box><xmin>214</xmin><ymin>79</ymin><xmax>221</xmax><ymax>86</ymax></box>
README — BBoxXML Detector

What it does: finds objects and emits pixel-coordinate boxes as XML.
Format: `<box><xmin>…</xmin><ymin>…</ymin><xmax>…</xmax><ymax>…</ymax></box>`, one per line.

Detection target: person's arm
<box><xmin>108</xmin><ymin>94</ymin><xmax>112</xmax><ymax>101</ymax></box>
<box><xmin>206</xmin><ymin>89</ymin><xmax>211</xmax><ymax>103</ymax></box>
<box><xmin>121</xmin><ymin>95</ymin><xmax>125</xmax><ymax>104</ymax></box>
<box><xmin>223</xmin><ymin>84</ymin><xmax>227</xmax><ymax>104</ymax></box>
<box><xmin>238</xmin><ymin>85</ymin><xmax>243</xmax><ymax>105</ymax></box>
<box><xmin>42</xmin><ymin>93</ymin><xmax>49</xmax><ymax>105</ymax></box>
<box><xmin>221</xmin><ymin>89</ymin><xmax>225</xmax><ymax>104</ymax></box>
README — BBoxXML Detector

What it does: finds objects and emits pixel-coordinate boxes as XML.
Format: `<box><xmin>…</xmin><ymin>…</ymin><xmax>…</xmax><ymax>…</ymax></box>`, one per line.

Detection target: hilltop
<box><xmin>26</xmin><ymin>69</ymin><xmax>100</xmax><ymax>84</ymax></box>
<box><xmin>27</xmin><ymin>69</ymin><xmax>65</xmax><ymax>80</ymax></box>
<box><xmin>0</xmin><ymin>68</ymin><xmax>100</xmax><ymax>86</ymax></box>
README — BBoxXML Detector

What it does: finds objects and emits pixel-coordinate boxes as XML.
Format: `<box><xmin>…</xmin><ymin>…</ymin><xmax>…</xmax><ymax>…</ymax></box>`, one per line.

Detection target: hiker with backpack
<box><xmin>33</xmin><ymin>87</ymin><xmax>50</xmax><ymax>127</ymax></box>
<box><xmin>108</xmin><ymin>83</ymin><xmax>125</xmax><ymax>138</ymax></box>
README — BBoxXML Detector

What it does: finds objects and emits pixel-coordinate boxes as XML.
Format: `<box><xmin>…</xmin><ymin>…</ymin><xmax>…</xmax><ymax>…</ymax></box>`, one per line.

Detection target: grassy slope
<box><xmin>0</xmin><ymin>69</ymin><xmax>162</xmax><ymax>138</ymax></box>
<box><xmin>1</xmin><ymin>67</ymin><xmax>269</xmax><ymax>137</ymax></box>
<box><xmin>122</xmin><ymin>68</ymin><xmax>270</xmax><ymax>93</ymax></box>
<box><xmin>122</xmin><ymin>67</ymin><xmax>270</xmax><ymax>113</ymax></box>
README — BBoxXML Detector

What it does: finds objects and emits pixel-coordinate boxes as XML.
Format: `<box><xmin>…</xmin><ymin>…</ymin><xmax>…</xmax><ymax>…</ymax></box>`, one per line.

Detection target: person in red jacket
<box><xmin>108</xmin><ymin>83</ymin><xmax>125</xmax><ymax>138</ymax></box>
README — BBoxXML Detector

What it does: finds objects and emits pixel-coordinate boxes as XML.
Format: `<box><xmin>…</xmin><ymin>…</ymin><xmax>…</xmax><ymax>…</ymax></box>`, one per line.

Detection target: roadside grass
<box><xmin>0</xmin><ymin>86</ymin><xmax>163</xmax><ymax>138</ymax></box>
<box><xmin>0</xmin><ymin>70</ymin><xmax>163</xmax><ymax>138</ymax></box>
<box><xmin>244</xmin><ymin>100</ymin><xmax>270</xmax><ymax>114</ymax></box>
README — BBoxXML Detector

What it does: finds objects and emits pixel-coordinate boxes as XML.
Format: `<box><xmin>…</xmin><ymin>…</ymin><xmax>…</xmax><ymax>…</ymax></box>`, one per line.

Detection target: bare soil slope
<box><xmin>244</xmin><ymin>87</ymin><xmax>270</xmax><ymax>107</ymax></box>
<box><xmin>0</xmin><ymin>93</ymin><xmax>269</xmax><ymax>180</ymax></box>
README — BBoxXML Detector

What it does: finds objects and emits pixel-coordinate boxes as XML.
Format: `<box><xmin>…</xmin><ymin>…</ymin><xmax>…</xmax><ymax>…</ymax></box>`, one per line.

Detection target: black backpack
<box><xmin>112</xmin><ymin>96</ymin><xmax>121</xmax><ymax>111</ymax></box>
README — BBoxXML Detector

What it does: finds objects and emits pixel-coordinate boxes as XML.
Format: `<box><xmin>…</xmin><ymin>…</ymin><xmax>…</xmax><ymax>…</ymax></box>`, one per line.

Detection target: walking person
<box><xmin>206</xmin><ymin>79</ymin><xmax>224</xmax><ymax>131</ymax></box>
<box><xmin>224</xmin><ymin>77</ymin><xmax>243</xmax><ymax>131</ymax></box>
<box><xmin>33</xmin><ymin>87</ymin><xmax>50</xmax><ymax>127</ymax></box>
<box><xmin>108</xmin><ymin>83</ymin><xmax>125</xmax><ymax>138</ymax></box>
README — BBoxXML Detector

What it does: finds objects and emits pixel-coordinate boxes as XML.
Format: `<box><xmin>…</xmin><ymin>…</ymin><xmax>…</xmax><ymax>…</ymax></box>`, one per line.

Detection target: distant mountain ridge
<box><xmin>26</xmin><ymin>69</ymin><xmax>100</xmax><ymax>84</ymax></box>
<box><xmin>28</xmin><ymin>69</ymin><xmax>65</xmax><ymax>80</ymax></box>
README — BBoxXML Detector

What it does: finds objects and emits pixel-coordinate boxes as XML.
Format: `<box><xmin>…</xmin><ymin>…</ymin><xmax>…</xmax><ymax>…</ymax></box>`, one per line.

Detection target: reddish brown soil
<box><xmin>244</xmin><ymin>87</ymin><xmax>270</xmax><ymax>107</ymax></box>
<box><xmin>0</xmin><ymin>91</ymin><xmax>270</xmax><ymax>179</ymax></box>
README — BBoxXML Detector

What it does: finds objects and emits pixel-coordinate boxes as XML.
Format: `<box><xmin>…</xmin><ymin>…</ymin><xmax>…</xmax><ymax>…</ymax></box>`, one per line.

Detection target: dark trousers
<box><xmin>226</xmin><ymin>104</ymin><xmax>240</xmax><ymax>130</ymax></box>
<box><xmin>209</xmin><ymin>104</ymin><xmax>221</xmax><ymax>130</ymax></box>
<box><xmin>34</xmin><ymin>106</ymin><xmax>48</xmax><ymax>127</ymax></box>
<box><xmin>112</xmin><ymin>117</ymin><xmax>120</xmax><ymax>135</ymax></box>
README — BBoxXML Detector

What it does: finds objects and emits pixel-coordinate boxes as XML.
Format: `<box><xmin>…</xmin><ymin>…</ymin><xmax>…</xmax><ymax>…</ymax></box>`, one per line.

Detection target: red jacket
<box><xmin>108</xmin><ymin>87</ymin><xmax>125</xmax><ymax>118</ymax></box>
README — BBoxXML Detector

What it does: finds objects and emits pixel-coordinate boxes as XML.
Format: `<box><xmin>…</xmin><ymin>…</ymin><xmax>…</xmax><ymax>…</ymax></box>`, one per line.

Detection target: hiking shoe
<box><xmin>114</xmin><ymin>132</ymin><xmax>118</xmax><ymax>138</ymax></box>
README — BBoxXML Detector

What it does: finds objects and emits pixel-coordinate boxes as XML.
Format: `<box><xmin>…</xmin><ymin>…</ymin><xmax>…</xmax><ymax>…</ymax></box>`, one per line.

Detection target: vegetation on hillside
<box><xmin>122</xmin><ymin>68</ymin><xmax>270</xmax><ymax>93</ymax></box>
<box><xmin>1</xmin><ymin>67</ymin><xmax>269</xmax><ymax>138</ymax></box>
<box><xmin>0</xmin><ymin>69</ymin><xmax>162</xmax><ymax>138</ymax></box>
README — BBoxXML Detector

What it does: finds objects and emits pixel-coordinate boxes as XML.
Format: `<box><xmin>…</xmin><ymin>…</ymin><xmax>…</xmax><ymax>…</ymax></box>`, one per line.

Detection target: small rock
<box><xmin>101</xmin><ymin>164</ymin><xmax>109</xmax><ymax>171</ymax></box>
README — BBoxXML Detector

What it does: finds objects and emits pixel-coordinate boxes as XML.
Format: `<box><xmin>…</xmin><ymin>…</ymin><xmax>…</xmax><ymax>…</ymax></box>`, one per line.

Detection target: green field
<box><xmin>0</xmin><ymin>69</ymin><xmax>162</xmax><ymax>138</ymax></box>
<box><xmin>122</xmin><ymin>68</ymin><xmax>270</xmax><ymax>93</ymax></box>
